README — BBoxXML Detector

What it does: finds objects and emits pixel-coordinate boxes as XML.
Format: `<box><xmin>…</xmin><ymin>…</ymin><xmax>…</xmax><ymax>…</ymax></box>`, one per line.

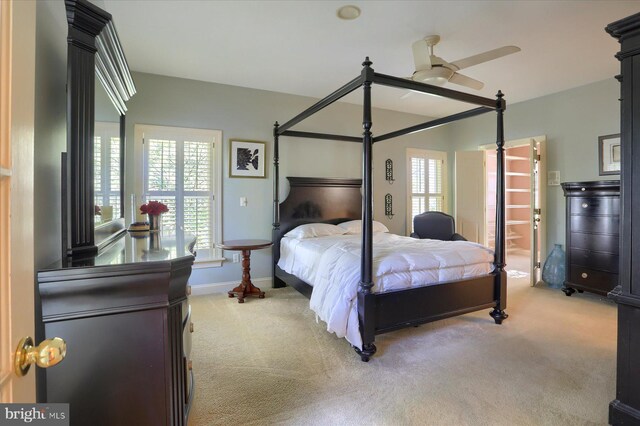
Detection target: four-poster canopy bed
<box><xmin>272</xmin><ymin>57</ymin><xmax>508</xmax><ymax>361</ymax></box>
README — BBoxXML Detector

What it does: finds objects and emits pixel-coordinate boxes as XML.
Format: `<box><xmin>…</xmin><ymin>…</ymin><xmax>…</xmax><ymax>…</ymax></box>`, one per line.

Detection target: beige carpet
<box><xmin>187</xmin><ymin>277</ymin><xmax>616</xmax><ymax>426</ymax></box>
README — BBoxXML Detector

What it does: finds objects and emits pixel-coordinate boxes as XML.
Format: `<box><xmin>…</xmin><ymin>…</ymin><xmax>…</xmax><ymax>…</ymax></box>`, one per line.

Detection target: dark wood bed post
<box><xmin>490</xmin><ymin>91</ymin><xmax>509</xmax><ymax>324</ymax></box>
<box><xmin>356</xmin><ymin>57</ymin><xmax>377</xmax><ymax>362</ymax></box>
<box><xmin>272</xmin><ymin>121</ymin><xmax>285</xmax><ymax>288</ymax></box>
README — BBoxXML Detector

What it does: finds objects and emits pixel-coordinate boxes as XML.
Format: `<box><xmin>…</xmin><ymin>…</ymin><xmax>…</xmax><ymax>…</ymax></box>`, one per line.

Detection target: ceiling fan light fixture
<box><xmin>337</xmin><ymin>5</ymin><xmax>361</xmax><ymax>20</ymax></box>
<box><xmin>413</xmin><ymin>67</ymin><xmax>452</xmax><ymax>86</ymax></box>
<box><xmin>408</xmin><ymin>35</ymin><xmax>520</xmax><ymax>91</ymax></box>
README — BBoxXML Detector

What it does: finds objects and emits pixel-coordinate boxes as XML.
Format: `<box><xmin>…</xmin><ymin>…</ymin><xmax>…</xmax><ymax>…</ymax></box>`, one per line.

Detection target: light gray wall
<box><xmin>33</xmin><ymin>0</ymin><xmax>67</xmax><ymax>269</ymax></box>
<box><xmin>125</xmin><ymin>72</ymin><xmax>452</xmax><ymax>285</ymax></box>
<box><xmin>446</xmin><ymin>78</ymin><xmax>620</xmax><ymax>259</ymax></box>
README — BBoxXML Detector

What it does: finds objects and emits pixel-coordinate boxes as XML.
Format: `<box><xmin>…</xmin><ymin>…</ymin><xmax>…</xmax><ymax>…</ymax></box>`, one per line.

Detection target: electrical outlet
<box><xmin>233</xmin><ymin>253</ymin><xmax>240</xmax><ymax>263</ymax></box>
<box><xmin>240</xmin><ymin>197</ymin><xmax>247</xmax><ymax>207</ymax></box>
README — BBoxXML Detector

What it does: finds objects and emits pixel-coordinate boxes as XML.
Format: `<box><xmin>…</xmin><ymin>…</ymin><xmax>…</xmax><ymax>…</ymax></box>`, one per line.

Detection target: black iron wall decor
<box><xmin>384</xmin><ymin>194</ymin><xmax>394</xmax><ymax>219</ymax></box>
<box><xmin>385</xmin><ymin>159</ymin><xmax>394</xmax><ymax>184</ymax></box>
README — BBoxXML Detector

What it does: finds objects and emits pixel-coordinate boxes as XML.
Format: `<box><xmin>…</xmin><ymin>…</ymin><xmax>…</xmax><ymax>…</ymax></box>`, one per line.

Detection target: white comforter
<box><xmin>277</xmin><ymin>233</ymin><xmax>495</xmax><ymax>349</ymax></box>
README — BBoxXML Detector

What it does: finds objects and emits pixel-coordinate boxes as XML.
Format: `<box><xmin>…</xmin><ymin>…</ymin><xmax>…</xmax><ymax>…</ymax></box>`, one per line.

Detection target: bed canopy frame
<box><xmin>273</xmin><ymin>58</ymin><xmax>507</xmax><ymax>361</ymax></box>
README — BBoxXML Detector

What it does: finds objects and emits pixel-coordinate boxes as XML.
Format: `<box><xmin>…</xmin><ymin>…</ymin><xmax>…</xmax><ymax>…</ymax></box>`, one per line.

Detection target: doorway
<box><xmin>455</xmin><ymin>136</ymin><xmax>546</xmax><ymax>286</ymax></box>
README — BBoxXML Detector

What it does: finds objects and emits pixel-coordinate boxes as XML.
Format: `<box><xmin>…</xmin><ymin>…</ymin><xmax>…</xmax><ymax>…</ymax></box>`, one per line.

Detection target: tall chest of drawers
<box><xmin>561</xmin><ymin>180</ymin><xmax>620</xmax><ymax>296</ymax></box>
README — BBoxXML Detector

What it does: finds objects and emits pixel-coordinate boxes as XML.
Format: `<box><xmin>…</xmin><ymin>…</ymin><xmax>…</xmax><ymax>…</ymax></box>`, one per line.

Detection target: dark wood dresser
<box><xmin>607</xmin><ymin>12</ymin><xmax>640</xmax><ymax>424</ymax></box>
<box><xmin>37</xmin><ymin>232</ymin><xmax>195</xmax><ymax>426</ymax></box>
<box><xmin>561</xmin><ymin>180</ymin><xmax>620</xmax><ymax>296</ymax></box>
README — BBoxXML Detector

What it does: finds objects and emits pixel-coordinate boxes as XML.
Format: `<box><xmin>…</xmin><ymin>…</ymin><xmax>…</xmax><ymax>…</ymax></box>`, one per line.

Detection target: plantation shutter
<box><xmin>145</xmin><ymin>136</ymin><xmax>214</xmax><ymax>255</ymax></box>
<box><xmin>407</xmin><ymin>148</ymin><xmax>447</xmax><ymax>234</ymax></box>
<box><xmin>94</xmin><ymin>122</ymin><xmax>121</xmax><ymax>221</ymax></box>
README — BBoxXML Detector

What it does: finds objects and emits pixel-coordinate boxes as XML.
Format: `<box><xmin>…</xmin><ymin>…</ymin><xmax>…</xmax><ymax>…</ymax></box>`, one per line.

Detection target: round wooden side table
<box><xmin>218</xmin><ymin>239</ymin><xmax>273</xmax><ymax>303</ymax></box>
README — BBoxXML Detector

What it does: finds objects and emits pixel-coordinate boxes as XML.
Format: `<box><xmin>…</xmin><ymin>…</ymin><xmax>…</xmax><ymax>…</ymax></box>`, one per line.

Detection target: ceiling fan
<box><xmin>407</xmin><ymin>35</ymin><xmax>521</xmax><ymax>91</ymax></box>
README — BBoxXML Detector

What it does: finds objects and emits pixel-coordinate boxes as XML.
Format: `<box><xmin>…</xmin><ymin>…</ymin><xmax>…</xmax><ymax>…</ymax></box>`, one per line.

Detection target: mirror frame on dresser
<box><xmin>43</xmin><ymin>2</ymin><xmax>197</xmax><ymax>423</ymax></box>
<box><xmin>63</xmin><ymin>0</ymin><xmax>136</xmax><ymax>258</ymax></box>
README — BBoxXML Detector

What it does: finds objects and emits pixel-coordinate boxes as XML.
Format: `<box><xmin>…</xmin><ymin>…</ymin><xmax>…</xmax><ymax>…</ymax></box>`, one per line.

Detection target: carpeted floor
<box><xmin>187</xmin><ymin>276</ymin><xmax>616</xmax><ymax>426</ymax></box>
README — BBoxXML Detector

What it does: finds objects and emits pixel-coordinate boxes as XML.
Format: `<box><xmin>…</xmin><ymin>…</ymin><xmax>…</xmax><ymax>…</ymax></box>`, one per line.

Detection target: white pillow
<box><xmin>338</xmin><ymin>220</ymin><xmax>389</xmax><ymax>234</ymax></box>
<box><xmin>284</xmin><ymin>223</ymin><xmax>347</xmax><ymax>239</ymax></box>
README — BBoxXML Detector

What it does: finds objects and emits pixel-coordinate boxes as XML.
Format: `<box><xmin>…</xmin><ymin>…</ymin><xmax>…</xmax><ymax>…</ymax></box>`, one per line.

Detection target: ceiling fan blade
<box><xmin>449</xmin><ymin>72</ymin><xmax>485</xmax><ymax>90</ymax></box>
<box><xmin>411</xmin><ymin>39</ymin><xmax>432</xmax><ymax>71</ymax></box>
<box><xmin>450</xmin><ymin>46</ymin><xmax>521</xmax><ymax>71</ymax></box>
<box><xmin>400</xmin><ymin>91</ymin><xmax>413</xmax><ymax>100</ymax></box>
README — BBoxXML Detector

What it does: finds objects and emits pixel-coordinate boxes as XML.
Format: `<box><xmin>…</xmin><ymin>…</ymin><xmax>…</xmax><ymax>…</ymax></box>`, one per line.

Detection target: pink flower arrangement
<box><xmin>140</xmin><ymin>200</ymin><xmax>169</xmax><ymax>216</ymax></box>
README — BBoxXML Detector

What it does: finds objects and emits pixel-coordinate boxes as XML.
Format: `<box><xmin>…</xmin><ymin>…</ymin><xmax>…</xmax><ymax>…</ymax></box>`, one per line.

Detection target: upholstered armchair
<box><xmin>410</xmin><ymin>211</ymin><xmax>467</xmax><ymax>241</ymax></box>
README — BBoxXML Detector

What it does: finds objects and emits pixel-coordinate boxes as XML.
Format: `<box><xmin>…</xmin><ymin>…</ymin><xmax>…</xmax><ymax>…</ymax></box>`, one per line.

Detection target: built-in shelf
<box><xmin>507</xmin><ymin>220</ymin><xmax>530</xmax><ymax>225</ymax></box>
<box><xmin>506</xmin><ymin>188</ymin><xmax>530</xmax><ymax>193</ymax></box>
<box><xmin>489</xmin><ymin>171</ymin><xmax>531</xmax><ymax>177</ymax></box>
<box><xmin>488</xmin><ymin>234</ymin><xmax>523</xmax><ymax>241</ymax></box>
<box><xmin>0</xmin><ymin>167</ymin><xmax>11</xmax><ymax>178</ymax></box>
<box><xmin>506</xmin><ymin>204</ymin><xmax>531</xmax><ymax>209</ymax></box>
<box><xmin>486</xmin><ymin>154</ymin><xmax>530</xmax><ymax>161</ymax></box>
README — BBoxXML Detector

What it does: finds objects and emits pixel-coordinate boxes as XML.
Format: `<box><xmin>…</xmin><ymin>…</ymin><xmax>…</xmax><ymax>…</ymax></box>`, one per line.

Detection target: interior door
<box><xmin>0</xmin><ymin>0</ymin><xmax>36</xmax><ymax>402</ymax></box>
<box><xmin>531</xmin><ymin>137</ymin><xmax>547</xmax><ymax>286</ymax></box>
<box><xmin>454</xmin><ymin>150</ymin><xmax>486</xmax><ymax>244</ymax></box>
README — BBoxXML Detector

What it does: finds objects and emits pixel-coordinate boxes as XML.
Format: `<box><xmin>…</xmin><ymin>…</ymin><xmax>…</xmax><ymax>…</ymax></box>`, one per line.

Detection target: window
<box><xmin>406</xmin><ymin>148</ymin><xmax>448</xmax><ymax>234</ymax></box>
<box><xmin>94</xmin><ymin>121</ymin><xmax>121</xmax><ymax>222</ymax></box>
<box><xmin>134</xmin><ymin>125</ymin><xmax>223</xmax><ymax>264</ymax></box>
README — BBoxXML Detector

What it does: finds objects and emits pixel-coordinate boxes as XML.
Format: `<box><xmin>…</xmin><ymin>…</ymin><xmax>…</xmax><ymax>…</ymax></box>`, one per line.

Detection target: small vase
<box><xmin>149</xmin><ymin>232</ymin><xmax>161</xmax><ymax>250</ymax></box>
<box><xmin>148</xmin><ymin>214</ymin><xmax>161</xmax><ymax>232</ymax></box>
<box><xmin>542</xmin><ymin>244</ymin><xmax>566</xmax><ymax>288</ymax></box>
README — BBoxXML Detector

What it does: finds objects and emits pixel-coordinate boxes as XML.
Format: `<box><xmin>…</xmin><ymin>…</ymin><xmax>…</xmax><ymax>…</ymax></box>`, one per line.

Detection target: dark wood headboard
<box><xmin>272</xmin><ymin>177</ymin><xmax>362</xmax><ymax>266</ymax></box>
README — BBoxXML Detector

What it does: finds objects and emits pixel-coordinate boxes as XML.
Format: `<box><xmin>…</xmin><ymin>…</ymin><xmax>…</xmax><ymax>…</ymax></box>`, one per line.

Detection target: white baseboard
<box><xmin>190</xmin><ymin>277</ymin><xmax>273</xmax><ymax>296</ymax></box>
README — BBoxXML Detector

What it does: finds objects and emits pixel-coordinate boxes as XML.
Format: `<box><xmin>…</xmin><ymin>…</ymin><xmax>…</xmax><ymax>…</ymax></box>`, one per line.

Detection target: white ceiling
<box><xmin>103</xmin><ymin>0</ymin><xmax>639</xmax><ymax>118</ymax></box>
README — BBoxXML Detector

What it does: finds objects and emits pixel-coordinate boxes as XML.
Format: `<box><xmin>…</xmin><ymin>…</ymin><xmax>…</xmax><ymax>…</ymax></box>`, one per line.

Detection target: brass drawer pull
<box><xmin>190</xmin><ymin>322</ymin><xmax>194</xmax><ymax>333</ymax></box>
<box><xmin>186</xmin><ymin>285</ymin><xmax>192</xmax><ymax>296</ymax></box>
<box><xmin>581</xmin><ymin>203</ymin><xmax>589</xmax><ymax>208</ymax></box>
<box><xmin>188</xmin><ymin>360</ymin><xmax>193</xmax><ymax>371</ymax></box>
<box><xmin>581</xmin><ymin>272</ymin><xmax>588</xmax><ymax>279</ymax></box>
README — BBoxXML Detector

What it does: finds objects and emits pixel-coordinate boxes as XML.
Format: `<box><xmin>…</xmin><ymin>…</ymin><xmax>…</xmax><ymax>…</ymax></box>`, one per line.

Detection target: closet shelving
<box><xmin>486</xmin><ymin>146</ymin><xmax>532</xmax><ymax>252</ymax></box>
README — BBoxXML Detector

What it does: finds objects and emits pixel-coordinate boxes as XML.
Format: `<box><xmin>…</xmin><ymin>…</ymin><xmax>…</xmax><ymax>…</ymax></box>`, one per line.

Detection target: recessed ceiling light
<box><xmin>337</xmin><ymin>5</ymin><xmax>361</xmax><ymax>20</ymax></box>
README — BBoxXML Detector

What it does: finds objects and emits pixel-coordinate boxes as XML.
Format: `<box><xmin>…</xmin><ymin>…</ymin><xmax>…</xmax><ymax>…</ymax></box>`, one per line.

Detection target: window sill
<box><xmin>193</xmin><ymin>257</ymin><xmax>226</xmax><ymax>269</ymax></box>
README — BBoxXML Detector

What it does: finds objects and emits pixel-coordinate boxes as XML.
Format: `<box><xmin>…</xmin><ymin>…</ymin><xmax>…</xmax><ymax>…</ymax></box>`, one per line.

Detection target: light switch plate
<box><xmin>548</xmin><ymin>171</ymin><xmax>560</xmax><ymax>186</ymax></box>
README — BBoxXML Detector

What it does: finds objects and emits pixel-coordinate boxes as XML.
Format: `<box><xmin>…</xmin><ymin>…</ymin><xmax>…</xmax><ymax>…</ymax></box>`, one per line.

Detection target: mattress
<box><xmin>277</xmin><ymin>232</ymin><xmax>495</xmax><ymax>349</ymax></box>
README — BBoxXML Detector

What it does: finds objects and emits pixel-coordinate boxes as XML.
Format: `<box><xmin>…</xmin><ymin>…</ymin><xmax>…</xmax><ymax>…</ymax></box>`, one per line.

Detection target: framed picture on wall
<box><xmin>229</xmin><ymin>139</ymin><xmax>266</xmax><ymax>178</ymax></box>
<box><xmin>599</xmin><ymin>133</ymin><xmax>621</xmax><ymax>176</ymax></box>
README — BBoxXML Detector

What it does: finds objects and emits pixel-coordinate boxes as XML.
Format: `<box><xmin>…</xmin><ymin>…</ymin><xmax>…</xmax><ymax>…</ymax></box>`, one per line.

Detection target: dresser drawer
<box><xmin>569</xmin><ymin>197</ymin><xmax>620</xmax><ymax>216</ymax></box>
<box><xmin>570</xmin><ymin>232</ymin><xmax>619</xmax><ymax>253</ymax></box>
<box><xmin>569</xmin><ymin>215</ymin><xmax>620</xmax><ymax>235</ymax></box>
<box><xmin>569</xmin><ymin>248</ymin><xmax>619</xmax><ymax>273</ymax></box>
<box><xmin>569</xmin><ymin>265</ymin><xmax>618</xmax><ymax>293</ymax></box>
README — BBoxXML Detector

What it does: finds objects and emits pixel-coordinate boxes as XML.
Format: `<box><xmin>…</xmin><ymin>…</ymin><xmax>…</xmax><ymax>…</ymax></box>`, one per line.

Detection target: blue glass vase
<box><xmin>542</xmin><ymin>244</ymin><xmax>566</xmax><ymax>288</ymax></box>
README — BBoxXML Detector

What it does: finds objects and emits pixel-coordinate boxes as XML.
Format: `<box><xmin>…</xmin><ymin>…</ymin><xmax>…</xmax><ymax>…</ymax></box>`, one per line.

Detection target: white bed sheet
<box><xmin>277</xmin><ymin>233</ymin><xmax>495</xmax><ymax>349</ymax></box>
